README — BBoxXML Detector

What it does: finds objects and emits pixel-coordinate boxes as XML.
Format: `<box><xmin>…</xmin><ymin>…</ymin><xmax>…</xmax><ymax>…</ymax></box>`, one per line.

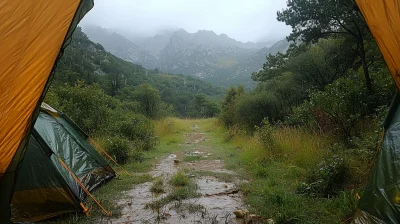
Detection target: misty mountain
<box><xmin>158</xmin><ymin>29</ymin><xmax>258</xmax><ymax>78</ymax></box>
<box><xmin>82</xmin><ymin>25</ymin><xmax>289</xmax><ymax>87</ymax></box>
<box><xmin>136</xmin><ymin>33</ymin><xmax>174</xmax><ymax>56</ymax></box>
<box><xmin>228</xmin><ymin>39</ymin><xmax>291</xmax><ymax>86</ymax></box>
<box><xmin>82</xmin><ymin>26</ymin><xmax>158</xmax><ymax>69</ymax></box>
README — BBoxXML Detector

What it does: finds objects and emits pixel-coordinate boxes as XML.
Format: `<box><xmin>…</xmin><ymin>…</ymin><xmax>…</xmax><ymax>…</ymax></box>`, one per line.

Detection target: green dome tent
<box><xmin>11</xmin><ymin>103</ymin><xmax>116</xmax><ymax>222</ymax></box>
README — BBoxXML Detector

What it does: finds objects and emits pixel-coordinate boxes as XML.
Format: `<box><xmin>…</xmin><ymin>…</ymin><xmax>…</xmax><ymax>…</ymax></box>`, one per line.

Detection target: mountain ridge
<box><xmin>82</xmin><ymin>25</ymin><xmax>290</xmax><ymax>87</ymax></box>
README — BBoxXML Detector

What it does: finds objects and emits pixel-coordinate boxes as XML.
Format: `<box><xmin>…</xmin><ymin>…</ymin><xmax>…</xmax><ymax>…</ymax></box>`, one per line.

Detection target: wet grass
<box><xmin>183</xmin><ymin>155</ymin><xmax>202</xmax><ymax>162</ymax></box>
<box><xmin>146</xmin><ymin>171</ymin><xmax>200</xmax><ymax>211</ymax></box>
<box><xmin>197</xmin><ymin>119</ymin><xmax>359</xmax><ymax>224</ymax></box>
<box><xmin>150</xmin><ymin>178</ymin><xmax>165</xmax><ymax>194</ymax></box>
<box><xmin>170</xmin><ymin>170</ymin><xmax>190</xmax><ymax>187</ymax></box>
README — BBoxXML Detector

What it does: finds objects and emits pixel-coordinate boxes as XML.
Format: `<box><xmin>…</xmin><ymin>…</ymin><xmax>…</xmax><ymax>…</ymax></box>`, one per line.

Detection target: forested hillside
<box><xmin>48</xmin><ymin>27</ymin><xmax>222</xmax><ymax>119</ymax></box>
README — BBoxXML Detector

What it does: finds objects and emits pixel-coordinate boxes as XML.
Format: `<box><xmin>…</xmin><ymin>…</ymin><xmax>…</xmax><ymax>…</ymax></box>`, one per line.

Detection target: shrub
<box><xmin>104</xmin><ymin>137</ymin><xmax>131</xmax><ymax>164</ymax></box>
<box><xmin>255</xmin><ymin>118</ymin><xmax>276</xmax><ymax>150</ymax></box>
<box><xmin>118</xmin><ymin>113</ymin><xmax>158</xmax><ymax>151</ymax></box>
<box><xmin>132</xmin><ymin>83</ymin><xmax>162</xmax><ymax>119</ymax></box>
<box><xmin>51</xmin><ymin>81</ymin><xmax>118</xmax><ymax>135</ymax></box>
<box><xmin>234</xmin><ymin>92</ymin><xmax>280</xmax><ymax>132</ymax></box>
<box><xmin>224</xmin><ymin>125</ymin><xmax>239</xmax><ymax>142</ymax></box>
<box><xmin>288</xmin><ymin>70</ymin><xmax>394</xmax><ymax>140</ymax></box>
<box><xmin>286</xmin><ymin>100</ymin><xmax>316</xmax><ymax>128</ymax></box>
<box><xmin>108</xmin><ymin>110</ymin><xmax>158</xmax><ymax>151</ymax></box>
<box><xmin>297</xmin><ymin>155</ymin><xmax>349</xmax><ymax>197</ymax></box>
<box><xmin>220</xmin><ymin>86</ymin><xmax>245</xmax><ymax>127</ymax></box>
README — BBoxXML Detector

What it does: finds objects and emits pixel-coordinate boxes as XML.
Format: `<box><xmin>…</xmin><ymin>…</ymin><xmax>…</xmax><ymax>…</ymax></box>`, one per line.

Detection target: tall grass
<box><xmin>153</xmin><ymin>117</ymin><xmax>191</xmax><ymax>144</ymax></box>
<box><xmin>274</xmin><ymin>127</ymin><xmax>330</xmax><ymax>169</ymax></box>
<box><xmin>213</xmin><ymin>122</ymin><xmax>357</xmax><ymax>224</ymax></box>
<box><xmin>153</xmin><ymin>117</ymin><xmax>191</xmax><ymax>137</ymax></box>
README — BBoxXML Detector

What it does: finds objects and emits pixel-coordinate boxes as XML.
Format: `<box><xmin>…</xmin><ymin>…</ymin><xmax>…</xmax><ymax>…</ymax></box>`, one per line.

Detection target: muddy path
<box><xmin>106</xmin><ymin>124</ymin><xmax>250</xmax><ymax>224</ymax></box>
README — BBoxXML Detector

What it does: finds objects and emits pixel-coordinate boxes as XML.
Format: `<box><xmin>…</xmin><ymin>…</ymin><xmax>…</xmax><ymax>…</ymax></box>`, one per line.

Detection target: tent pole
<box><xmin>57</xmin><ymin>157</ymin><xmax>111</xmax><ymax>216</ymax></box>
<box><xmin>89</xmin><ymin>138</ymin><xmax>131</xmax><ymax>176</ymax></box>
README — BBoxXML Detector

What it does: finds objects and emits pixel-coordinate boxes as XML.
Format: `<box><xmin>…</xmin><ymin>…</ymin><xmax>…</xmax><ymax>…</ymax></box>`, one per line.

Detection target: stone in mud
<box><xmin>173</xmin><ymin>159</ymin><xmax>180</xmax><ymax>164</ymax></box>
<box><xmin>234</xmin><ymin>209</ymin><xmax>249</xmax><ymax>218</ymax></box>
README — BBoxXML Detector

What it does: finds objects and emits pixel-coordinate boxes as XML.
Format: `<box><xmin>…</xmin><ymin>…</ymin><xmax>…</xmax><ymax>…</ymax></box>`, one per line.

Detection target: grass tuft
<box><xmin>146</xmin><ymin>170</ymin><xmax>200</xmax><ymax>210</ymax></box>
<box><xmin>150</xmin><ymin>178</ymin><xmax>165</xmax><ymax>194</ymax></box>
<box><xmin>170</xmin><ymin>170</ymin><xmax>190</xmax><ymax>187</ymax></box>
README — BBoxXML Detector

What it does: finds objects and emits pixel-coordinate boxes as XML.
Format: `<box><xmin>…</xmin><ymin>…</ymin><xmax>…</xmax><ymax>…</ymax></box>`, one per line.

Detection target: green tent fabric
<box><xmin>11</xmin><ymin>134</ymin><xmax>81</xmax><ymax>222</ymax></box>
<box><xmin>10</xmin><ymin>104</ymin><xmax>116</xmax><ymax>222</ymax></box>
<box><xmin>34</xmin><ymin>111</ymin><xmax>115</xmax><ymax>200</ymax></box>
<box><xmin>354</xmin><ymin>93</ymin><xmax>400</xmax><ymax>223</ymax></box>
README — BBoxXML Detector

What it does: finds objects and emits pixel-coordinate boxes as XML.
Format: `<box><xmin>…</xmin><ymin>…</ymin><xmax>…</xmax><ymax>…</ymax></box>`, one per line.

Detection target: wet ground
<box><xmin>106</xmin><ymin>125</ymin><xmax>248</xmax><ymax>224</ymax></box>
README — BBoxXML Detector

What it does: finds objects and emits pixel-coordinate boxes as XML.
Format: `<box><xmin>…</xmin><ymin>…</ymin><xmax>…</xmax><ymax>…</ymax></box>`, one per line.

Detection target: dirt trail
<box><xmin>107</xmin><ymin>124</ymin><xmax>247</xmax><ymax>224</ymax></box>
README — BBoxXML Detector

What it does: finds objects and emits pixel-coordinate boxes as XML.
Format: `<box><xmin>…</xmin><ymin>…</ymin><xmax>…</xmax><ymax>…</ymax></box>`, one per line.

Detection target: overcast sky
<box><xmin>80</xmin><ymin>0</ymin><xmax>292</xmax><ymax>43</ymax></box>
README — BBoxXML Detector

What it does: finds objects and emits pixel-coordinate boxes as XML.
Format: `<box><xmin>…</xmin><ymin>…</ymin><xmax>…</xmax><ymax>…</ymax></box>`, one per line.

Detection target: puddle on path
<box><xmin>106</xmin><ymin>127</ymin><xmax>246</xmax><ymax>224</ymax></box>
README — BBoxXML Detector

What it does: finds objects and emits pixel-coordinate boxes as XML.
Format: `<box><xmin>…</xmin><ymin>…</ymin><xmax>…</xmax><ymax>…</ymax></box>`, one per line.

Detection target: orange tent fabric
<box><xmin>355</xmin><ymin>0</ymin><xmax>400</xmax><ymax>90</ymax></box>
<box><xmin>0</xmin><ymin>0</ymin><xmax>80</xmax><ymax>178</ymax></box>
<box><xmin>0</xmin><ymin>0</ymin><xmax>93</xmax><ymax>222</ymax></box>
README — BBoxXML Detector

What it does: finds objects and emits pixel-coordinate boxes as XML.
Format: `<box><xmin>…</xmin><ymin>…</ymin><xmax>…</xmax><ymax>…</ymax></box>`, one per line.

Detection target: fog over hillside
<box><xmin>80</xmin><ymin>0</ymin><xmax>291</xmax><ymax>43</ymax></box>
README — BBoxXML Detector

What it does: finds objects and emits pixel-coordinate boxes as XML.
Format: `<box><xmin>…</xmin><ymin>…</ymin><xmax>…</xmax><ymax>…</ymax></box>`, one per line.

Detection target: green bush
<box><xmin>255</xmin><ymin>118</ymin><xmax>276</xmax><ymax>150</ymax></box>
<box><xmin>235</xmin><ymin>92</ymin><xmax>280</xmax><ymax>132</ymax></box>
<box><xmin>285</xmin><ymin>100</ymin><xmax>315</xmax><ymax>128</ymax></box>
<box><xmin>132</xmin><ymin>83</ymin><xmax>161</xmax><ymax>119</ymax></box>
<box><xmin>105</xmin><ymin>108</ymin><xmax>158</xmax><ymax>152</ymax></box>
<box><xmin>297</xmin><ymin>155</ymin><xmax>349</xmax><ymax>197</ymax></box>
<box><xmin>118</xmin><ymin>113</ymin><xmax>158</xmax><ymax>151</ymax></box>
<box><xmin>104</xmin><ymin>137</ymin><xmax>131</xmax><ymax>164</ymax></box>
<box><xmin>288</xmin><ymin>70</ymin><xmax>394</xmax><ymax>140</ymax></box>
<box><xmin>48</xmin><ymin>81</ymin><xmax>117</xmax><ymax>135</ymax></box>
<box><xmin>220</xmin><ymin>86</ymin><xmax>245</xmax><ymax>127</ymax></box>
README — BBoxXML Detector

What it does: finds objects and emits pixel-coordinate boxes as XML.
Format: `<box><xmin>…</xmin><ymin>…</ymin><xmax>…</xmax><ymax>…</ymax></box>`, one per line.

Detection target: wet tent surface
<box><xmin>34</xmin><ymin>112</ymin><xmax>115</xmax><ymax>200</ymax></box>
<box><xmin>11</xmin><ymin>135</ymin><xmax>80</xmax><ymax>222</ymax></box>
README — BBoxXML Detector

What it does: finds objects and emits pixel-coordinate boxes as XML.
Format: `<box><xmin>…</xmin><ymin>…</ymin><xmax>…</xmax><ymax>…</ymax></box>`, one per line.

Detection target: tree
<box><xmin>277</xmin><ymin>0</ymin><xmax>378</xmax><ymax>92</ymax></box>
<box><xmin>252</xmin><ymin>52</ymin><xmax>288</xmax><ymax>82</ymax></box>
<box><xmin>253</xmin><ymin>39</ymin><xmax>355</xmax><ymax>91</ymax></box>
<box><xmin>220</xmin><ymin>86</ymin><xmax>245</xmax><ymax>127</ymax></box>
<box><xmin>189</xmin><ymin>94</ymin><xmax>219</xmax><ymax>118</ymax></box>
<box><xmin>132</xmin><ymin>83</ymin><xmax>161</xmax><ymax>119</ymax></box>
<box><xmin>286</xmin><ymin>39</ymin><xmax>355</xmax><ymax>90</ymax></box>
